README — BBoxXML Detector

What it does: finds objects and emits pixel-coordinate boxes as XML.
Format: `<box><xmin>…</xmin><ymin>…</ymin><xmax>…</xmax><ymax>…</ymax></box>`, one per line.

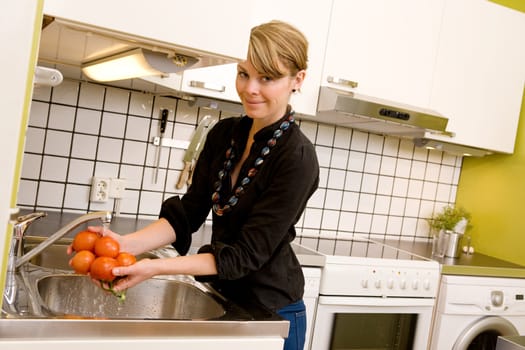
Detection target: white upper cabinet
<box><xmin>43</xmin><ymin>0</ymin><xmax>525</xmax><ymax>154</ymax></box>
<box><xmin>321</xmin><ymin>0</ymin><xmax>525</xmax><ymax>154</ymax></box>
<box><xmin>115</xmin><ymin>0</ymin><xmax>332</xmax><ymax>112</ymax></box>
<box><xmin>174</xmin><ymin>1</ymin><xmax>333</xmax><ymax>113</ymax></box>
<box><xmin>321</xmin><ymin>0</ymin><xmax>445</xmax><ymax>108</ymax></box>
<box><xmin>180</xmin><ymin>63</ymin><xmax>240</xmax><ymax>103</ymax></box>
<box><xmin>247</xmin><ymin>1</ymin><xmax>332</xmax><ymax>116</ymax></box>
<box><xmin>427</xmin><ymin>0</ymin><xmax>525</xmax><ymax>154</ymax></box>
<box><xmin>143</xmin><ymin>63</ymin><xmax>240</xmax><ymax>104</ymax></box>
<box><xmin>43</xmin><ymin>0</ymin><xmax>251</xmax><ymax>61</ymax></box>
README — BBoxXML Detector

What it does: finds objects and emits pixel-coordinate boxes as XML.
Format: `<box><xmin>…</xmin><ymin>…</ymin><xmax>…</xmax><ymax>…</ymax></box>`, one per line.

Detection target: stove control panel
<box><xmin>320</xmin><ymin>257</ymin><xmax>440</xmax><ymax>298</ymax></box>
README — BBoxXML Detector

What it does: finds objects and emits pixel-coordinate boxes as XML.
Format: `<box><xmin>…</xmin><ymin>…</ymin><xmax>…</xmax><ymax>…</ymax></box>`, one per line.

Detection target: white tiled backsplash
<box><xmin>18</xmin><ymin>80</ymin><xmax>461</xmax><ymax>252</ymax></box>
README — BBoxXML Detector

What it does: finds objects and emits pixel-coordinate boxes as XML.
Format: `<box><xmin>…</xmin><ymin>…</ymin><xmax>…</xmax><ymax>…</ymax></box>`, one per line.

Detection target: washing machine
<box><xmin>430</xmin><ymin>275</ymin><xmax>525</xmax><ymax>350</ymax></box>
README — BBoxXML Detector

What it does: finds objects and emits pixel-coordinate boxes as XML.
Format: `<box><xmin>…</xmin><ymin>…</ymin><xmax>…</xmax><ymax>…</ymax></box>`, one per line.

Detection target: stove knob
<box><xmin>374</xmin><ymin>280</ymin><xmax>381</xmax><ymax>289</ymax></box>
<box><xmin>361</xmin><ymin>279</ymin><xmax>369</xmax><ymax>288</ymax></box>
<box><xmin>387</xmin><ymin>278</ymin><xmax>394</xmax><ymax>289</ymax></box>
<box><xmin>423</xmin><ymin>279</ymin><xmax>431</xmax><ymax>290</ymax></box>
<box><xmin>400</xmin><ymin>279</ymin><xmax>407</xmax><ymax>290</ymax></box>
<box><xmin>412</xmin><ymin>280</ymin><xmax>419</xmax><ymax>290</ymax></box>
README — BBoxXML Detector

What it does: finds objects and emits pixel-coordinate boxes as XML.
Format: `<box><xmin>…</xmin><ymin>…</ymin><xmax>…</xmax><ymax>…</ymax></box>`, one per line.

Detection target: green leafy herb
<box><xmin>426</xmin><ymin>205</ymin><xmax>471</xmax><ymax>232</ymax></box>
<box><xmin>100</xmin><ymin>278</ymin><xmax>127</xmax><ymax>302</ymax></box>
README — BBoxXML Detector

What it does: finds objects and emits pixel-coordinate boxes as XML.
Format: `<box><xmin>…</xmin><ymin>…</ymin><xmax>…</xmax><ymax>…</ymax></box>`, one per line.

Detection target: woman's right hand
<box><xmin>88</xmin><ymin>225</ymin><xmax>125</xmax><ymax>246</ymax></box>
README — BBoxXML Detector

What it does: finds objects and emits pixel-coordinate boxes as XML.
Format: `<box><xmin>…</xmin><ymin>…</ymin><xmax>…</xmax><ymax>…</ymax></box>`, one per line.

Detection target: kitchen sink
<box><xmin>1</xmin><ymin>217</ymin><xmax>288</xmax><ymax>344</ymax></box>
<box><xmin>23</xmin><ymin>236</ymin><xmax>158</xmax><ymax>270</ymax></box>
<box><xmin>20</xmin><ymin>236</ymin><xmax>226</xmax><ymax>320</ymax></box>
<box><xmin>36</xmin><ymin>274</ymin><xmax>226</xmax><ymax>320</ymax></box>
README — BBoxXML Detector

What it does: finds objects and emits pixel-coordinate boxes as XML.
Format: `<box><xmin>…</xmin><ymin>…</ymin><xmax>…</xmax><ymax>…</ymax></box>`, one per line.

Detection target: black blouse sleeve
<box><xmin>159</xmin><ymin>196</ymin><xmax>192</xmax><ymax>256</ymax></box>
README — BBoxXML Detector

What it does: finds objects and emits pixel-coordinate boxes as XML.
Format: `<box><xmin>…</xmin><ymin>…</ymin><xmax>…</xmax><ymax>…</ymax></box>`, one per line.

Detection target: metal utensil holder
<box><xmin>444</xmin><ymin>230</ymin><xmax>463</xmax><ymax>258</ymax></box>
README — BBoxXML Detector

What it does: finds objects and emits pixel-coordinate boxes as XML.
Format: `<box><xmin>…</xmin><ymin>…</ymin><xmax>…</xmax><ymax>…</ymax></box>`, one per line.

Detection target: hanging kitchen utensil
<box><xmin>186</xmin><ymin>118</ymin><xmax>217</xmax><ymax>187</ymax></box>
<box><xmin>176</xmin><ymin>115</ymin><xmax>217</xmax><ymax>189</ymax></box>
<box><xmin>153</xmin><ymin>108</ymin><xmax>169</xmax><ymax>183</ymax></box>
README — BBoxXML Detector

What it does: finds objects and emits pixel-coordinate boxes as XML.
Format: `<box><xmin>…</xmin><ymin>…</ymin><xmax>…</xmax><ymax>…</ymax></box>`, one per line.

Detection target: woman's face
<box><xmin>236</xmin><ymin>59</ymin><xmax>304</xmax><ymax>124</ymax></box>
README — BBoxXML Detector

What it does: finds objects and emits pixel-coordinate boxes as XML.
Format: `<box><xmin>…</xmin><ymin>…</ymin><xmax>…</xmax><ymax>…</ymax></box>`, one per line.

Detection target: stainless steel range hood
<box><xmin>316</xmin><ymin>86</ymin><xmax>453</xmax><ymax>138</ymax></box>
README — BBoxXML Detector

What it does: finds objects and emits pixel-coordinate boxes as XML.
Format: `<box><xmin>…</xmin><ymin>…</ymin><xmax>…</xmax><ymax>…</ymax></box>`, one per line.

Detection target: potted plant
<box><xmin>427</xmin><ymin>205</ymin><xmax>471</xmax><ymax>232</ymax></box>
<box><xmin>427</xmin><ymin>205</ymin><xmax>472</xmax><ymax>258</ymax></box>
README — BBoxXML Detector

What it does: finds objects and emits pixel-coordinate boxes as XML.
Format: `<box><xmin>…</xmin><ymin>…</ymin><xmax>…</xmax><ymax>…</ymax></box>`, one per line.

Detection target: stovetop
<box><xmin>314</xmin><ymin>235</ymin><xmax>431</xmax><ymax>262</ymax></box>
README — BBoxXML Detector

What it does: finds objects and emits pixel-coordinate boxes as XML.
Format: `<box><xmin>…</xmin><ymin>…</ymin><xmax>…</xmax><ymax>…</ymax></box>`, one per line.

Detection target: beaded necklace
<box><xmin>211</xmin><ymin>111</ymin><xmax>295</xmax><ymax>216</ymax></box>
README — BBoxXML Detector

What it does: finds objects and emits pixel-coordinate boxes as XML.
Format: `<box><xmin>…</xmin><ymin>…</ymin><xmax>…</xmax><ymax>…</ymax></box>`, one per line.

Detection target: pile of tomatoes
<box><xmin>70</xmin><ymin>230</ymin><xmax>136</xmax><ymax>282</ymax></box>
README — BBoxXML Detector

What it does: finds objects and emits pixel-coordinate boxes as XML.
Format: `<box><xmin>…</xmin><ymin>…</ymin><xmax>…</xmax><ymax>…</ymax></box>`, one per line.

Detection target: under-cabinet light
<box><xmin>81</xmin><ymin>48</ymin><xmax>198</xmax><ymax>82</ymax></box>
<box><xmin>413</xmin><ymin>138</ymin><xmax>492</xmax><ymax>157</ymax></box>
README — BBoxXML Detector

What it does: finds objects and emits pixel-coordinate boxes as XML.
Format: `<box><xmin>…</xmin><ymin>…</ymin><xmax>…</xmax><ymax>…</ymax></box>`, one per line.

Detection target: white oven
<box><xmin>310</xmin><ymin>237</ymin><xmax>441</xmax><ymax>350</ymax></box>
<box><xmin>313</xmin><ymin>295</ymin><xmax>436</xmax><ymax>349</ymax></box>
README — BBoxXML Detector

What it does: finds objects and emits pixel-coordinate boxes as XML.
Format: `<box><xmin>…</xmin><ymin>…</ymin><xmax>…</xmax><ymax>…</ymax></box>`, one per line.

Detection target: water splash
<box><xmin>101</xmin><ymin>221</ymin><xmax>111</xmax><ymax>236</ymax></box>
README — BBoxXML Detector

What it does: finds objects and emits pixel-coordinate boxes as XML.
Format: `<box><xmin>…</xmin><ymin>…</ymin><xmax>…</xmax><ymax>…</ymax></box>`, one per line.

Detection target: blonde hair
<box><xmin>248</xmin><ymin>20</ymin><xmax>308</xmax><ymax>79</ymax></box>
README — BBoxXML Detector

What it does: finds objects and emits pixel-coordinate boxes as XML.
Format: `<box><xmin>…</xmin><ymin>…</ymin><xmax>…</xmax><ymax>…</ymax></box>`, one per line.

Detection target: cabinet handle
<box><xmin>189</xmin><ymin>80</ymin><xmax>226</xmax><ymax>93</ymax></box>
<box><xmin>327</xmin><ymin>76</ymin><xmax>358</xmax><ymax>88</ymax></box>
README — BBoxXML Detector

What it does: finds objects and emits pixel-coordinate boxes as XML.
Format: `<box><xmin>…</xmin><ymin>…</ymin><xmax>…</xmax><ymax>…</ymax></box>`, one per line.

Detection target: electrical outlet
<box><xmin>90</xmin><ymin>177</ymin><xmax>110</xmax><ymax>202</ymax></box>
<box><xmin>109</xmin><ymin>178</ymin><xmax>126</xmax><ymax>199</ymax></box>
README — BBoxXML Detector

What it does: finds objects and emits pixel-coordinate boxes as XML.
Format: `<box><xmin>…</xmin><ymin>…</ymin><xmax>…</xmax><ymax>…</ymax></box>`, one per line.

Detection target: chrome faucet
<box><xmin>15</xmin><ymin>211</ymin><xmax>112</xmax><ymax>268</ymax></box>
<box><xmin>3</xmin><ymin>212</ymin><xmax>47</xmax><ymax>314</ymax></box>
<box><xmin>10</xmin><ymin>212</ymin><xmax>48</xmax><ymax>262</ymax></box>
<box><xmin>3</xmin><ymin>211</ymin><xmax>112</xmax><ymax>315</ymax></box>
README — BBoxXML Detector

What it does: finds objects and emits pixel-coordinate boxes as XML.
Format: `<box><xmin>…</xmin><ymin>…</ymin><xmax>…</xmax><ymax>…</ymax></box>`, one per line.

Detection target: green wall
<box><xmin>489</xmin><ymin>0</ymin><xmax>525</xmax><ymax>13</ymax></box>
<box><xmin>456</xmin><ymin>0</ymin><xmax>524</xmax><ymax>265</ymax></box>
<box><xmin>457</xmin><ymin>88</ymin><xmax>525</xmax><ymax>265</ymax></box>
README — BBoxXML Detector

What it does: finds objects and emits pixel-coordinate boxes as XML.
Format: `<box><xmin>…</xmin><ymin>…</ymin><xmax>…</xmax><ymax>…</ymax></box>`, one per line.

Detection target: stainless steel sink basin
<box><xmin>36</xmin><ymin>274</ymin><xmax>226</xmax><ymax>320</ymax></box>
<box><xmin>17</xmin><ymin>237</ymin><xmax>227</xmax><ymax>321</ymax></box>
<box><xmin>23</xmin><ymin>236</ymin><xmax>157</xmax><ymax>270</ymax></box>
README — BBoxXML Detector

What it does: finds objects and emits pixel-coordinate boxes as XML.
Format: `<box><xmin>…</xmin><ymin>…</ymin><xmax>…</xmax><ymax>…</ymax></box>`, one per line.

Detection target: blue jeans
<box><xmin>277</xmin><ymin>300</ymin><xmax>307</xmax><ymax>350</ymax></box>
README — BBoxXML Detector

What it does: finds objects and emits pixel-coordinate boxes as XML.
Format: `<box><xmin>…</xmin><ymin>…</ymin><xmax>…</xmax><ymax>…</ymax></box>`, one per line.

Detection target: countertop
<box><xmin>375</xmin><ymin>238</ymin><xmax>525</xmax><ymax>278</ymax></box>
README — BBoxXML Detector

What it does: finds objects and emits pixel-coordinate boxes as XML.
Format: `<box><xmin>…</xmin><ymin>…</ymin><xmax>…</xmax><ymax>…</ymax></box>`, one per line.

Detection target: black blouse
<box><xmin>159</xmin><ymin>113</ymin><xmax>319</xmax><ymax>311</ymax></box>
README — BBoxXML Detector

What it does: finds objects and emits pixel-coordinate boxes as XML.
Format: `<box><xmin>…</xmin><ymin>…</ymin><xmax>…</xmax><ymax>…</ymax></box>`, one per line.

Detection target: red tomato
<box><xmin>116</xmin><ymin>252</ymin><xmax>136</xmax><ymax>267</ymax></box>
<box><xmin>90</xmin><ymin>256</ymin><xmax>118</xmax><ymax>282</ymax></box>
<box><xmin>94</xmin><ymin>236</ymin><xmax>120</xmax><ymax>258</ymax></box>
<box><xmin>71</xmin><ymin>250</ymin><xmax>95</xmax><ymax>274</ymax></box>
<box><xmin>72</xmin><ymin>231</ymin><xmax>99</xmax><ymax>252</ymax></box>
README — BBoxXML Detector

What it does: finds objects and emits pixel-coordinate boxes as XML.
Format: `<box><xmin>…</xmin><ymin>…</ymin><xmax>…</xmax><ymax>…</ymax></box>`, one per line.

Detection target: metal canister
<box><xmin>444</xmin><ymin>230</ymin><xmax>463</xmax><ymax>258</ymax></box>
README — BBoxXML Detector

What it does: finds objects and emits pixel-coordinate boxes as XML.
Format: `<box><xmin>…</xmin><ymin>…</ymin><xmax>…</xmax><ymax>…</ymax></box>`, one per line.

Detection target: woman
<box><xmin>88</xmin><ymin>20</ymin><xmax>319</xmax><ymax>350</ymax></box>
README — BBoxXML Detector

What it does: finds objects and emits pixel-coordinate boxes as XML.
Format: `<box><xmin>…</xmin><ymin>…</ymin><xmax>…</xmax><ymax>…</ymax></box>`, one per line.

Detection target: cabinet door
<box><xmin>108</xmin><ymin>1</ymin><xmax>331</xmax><ymax>115</ymax></box>
<box><xmin>43</xmin><ymin>0</ymin><xmax>251</xmax><ymax>60</ymax></box>
<box><xmin>2</xmin><ymin>0</ymin><xmax>42</xmax><ymax>283</ymax></box>
<box><xmin>174</xmin><ymin>1</ymin><xmax>332</xmax><ymax>116</ymax></box>
<box><xmin>142</xmin><ymin>64</ymin><xmax>240</xmax><ymax>104</ymax></box>
<box><xmin>248</xmin><ymin>1</ymin><xmax>332</xmax><ymax>117</ymax></box>
<box><xmin>428</xmin><ymin>0</ymin><xmax>525</xmax><ymax>154</ymax></box>
<box><xmin>180</xmin><ymin>63</ymin><xmax>240</xmax><ymax>103</ymax></box>
<box><xmin>322</xmin><ymin>0</ymin><xmax>444</xmax><ymax>108</ymax></box>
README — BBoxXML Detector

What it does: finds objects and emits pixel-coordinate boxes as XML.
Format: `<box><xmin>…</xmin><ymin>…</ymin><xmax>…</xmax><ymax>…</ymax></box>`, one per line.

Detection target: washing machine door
<box><xmin>453</xmin><ymin>316</ymin><xmax>519</xmax><ymax>350</ymax></box>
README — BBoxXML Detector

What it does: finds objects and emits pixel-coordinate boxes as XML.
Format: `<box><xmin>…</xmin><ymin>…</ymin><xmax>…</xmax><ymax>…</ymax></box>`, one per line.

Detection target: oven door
<box><xmin>311</xmin><ymin>296</ymin><xmax>435</xmax><ymax>350</ymax></box>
